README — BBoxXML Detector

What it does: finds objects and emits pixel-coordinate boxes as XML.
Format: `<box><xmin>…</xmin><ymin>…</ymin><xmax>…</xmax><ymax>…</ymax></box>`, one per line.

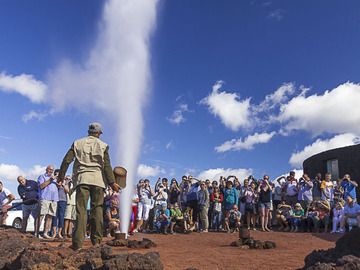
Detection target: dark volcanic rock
<box><xmin>231</xmin><ymin>235</ymin><xmax>275</xmax><ymax>250</ymax></box>
<box><xmin>128</xmin><ymin>238</ymin><xmax>157</xmax><ymax>249</ymax></box>
<box><xmin>127</xmin><ymin>252</ymin><xmax>162</xmax><ymax>270</ymax></box>
<box><xmin>302</xmin><ymin>228</ymin><xmax>360</xmax><ymax>270</ymax></box>
<box><xmin>0</xmin><ymin>227</ymin><xmax>163</xmax><ymax>270</ymax></box>
<box><xmin>0</xmin><ymin>227</ymin><xmax>39</xmax><ymax>270</ymax></box>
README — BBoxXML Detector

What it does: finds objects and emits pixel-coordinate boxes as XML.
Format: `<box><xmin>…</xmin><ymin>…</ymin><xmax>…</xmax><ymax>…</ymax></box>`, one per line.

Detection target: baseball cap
<box><xmin>88</xmin><ymin>122</ymin><xmax>103</xmax><ymax>134</ymax></box>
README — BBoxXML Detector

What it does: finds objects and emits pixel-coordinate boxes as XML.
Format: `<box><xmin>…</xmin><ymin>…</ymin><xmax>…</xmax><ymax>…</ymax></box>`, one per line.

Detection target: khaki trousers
<box><xmin>73</xmin><ymin>185</ymin><xmax>104</xmax><ymax>248</ymax></box>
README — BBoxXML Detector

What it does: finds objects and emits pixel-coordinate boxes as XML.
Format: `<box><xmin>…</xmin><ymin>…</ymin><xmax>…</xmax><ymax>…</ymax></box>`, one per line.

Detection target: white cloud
<box><xmin>200</xmin><ymin>81</ymin><xmax>251</xmax><ymax>131</ymax></box>
<box><xmin>215</xmin><ymin>131</ymin><xmax>276</xmax><ymax>152</ymax></box>
<box><xmin>137</xmin><ymin>164</ymin><xmax>165</xmax><ymax>178</ymax></box>
<box><xmin>257</xmin><ymin>83</ymin><xmax>295</xmax><ymax>112</ymax></box>
<box><xmin>22</xmin><ymin>110</ymin><xmax>48</xmax><ymax>123</ymax></box>
<box><xmin>278</xmin><ymin>82</ymin><xmax>360</xmax><ymax>135</ymax></box>
<box><xmin>168</xmin><ymin>103</ymin><xmax>191</xmax><ymax>125</ymax></box>
<box><xmin>165</xmin><ymin>140</ymin><xmax>173</xmax><ymax>150</ymax></box>
<box><xmin>268</xmin><ymin>9</ymin><xmax>285</xmax><ymax>21</ymax></box>
<box><xmin>197</xmin><ymin>167</ymin><xmax>253</xmax><ymax>182</ymax></box>
<box><xmin>0</xmin><ymin>72</ymin><xmax>47</xmax><ymax>103</ymax></box>
<box><xmin>0</xmin><ymin>163</ymin><xmax>46</xmax><ymax>182</ymax></box>
<box><xmin>289</xmin><ymin>133</ymin><xmax>360</xmax><ymax>168</ymax></box>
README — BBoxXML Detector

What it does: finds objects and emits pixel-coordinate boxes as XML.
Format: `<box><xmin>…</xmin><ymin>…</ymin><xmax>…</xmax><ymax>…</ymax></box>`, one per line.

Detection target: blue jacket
<box><xmin>223</xmin><ymin>187</ymin><xmax>238</xmax><ymax>207</ymax></box>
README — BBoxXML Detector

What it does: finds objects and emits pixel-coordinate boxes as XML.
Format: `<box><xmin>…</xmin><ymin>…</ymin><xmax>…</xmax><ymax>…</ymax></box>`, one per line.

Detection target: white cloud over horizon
<box><xmin>197</xmin><ymin>167</ymin><xmax>253</xmax><ymax>182</ymax></box>
<box><xmin>200</xmin><ymin>81</ymin><xmax>251</xmax><ymax>131</ymax></box>
<box><xmin>0</xmin><ymin>163</ymin><xmax>46</xmax><ymax>182</ymax></box>
<box><xmin>137</xmin><ymin>163</ymin><xmax>165</xmax><ymax>178</ymax></box>
<box><xmin>278</xmin><ymin>82</ymin><xmax>360</xmax><ymax>136</ymax></box>
<box><xmin>0</xmin><ymin>72</ymin><xmax>47</xmax><ymax>103</ymax></box>
<box><xmin>289</xmin><ymin>133</ymin><xmax>360</xmax><ymax>168</ymax></box>
<box><xmin>215</xmin><ymin>131</ymin><xmax>276</xmax><ymax>152</ymax></box>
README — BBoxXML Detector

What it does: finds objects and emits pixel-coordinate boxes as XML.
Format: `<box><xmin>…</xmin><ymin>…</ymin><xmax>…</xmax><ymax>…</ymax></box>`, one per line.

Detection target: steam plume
<box><xmin>48</xmin><ymin>0</ymin><xmax>159</xmax><ymax>233</ymax></box>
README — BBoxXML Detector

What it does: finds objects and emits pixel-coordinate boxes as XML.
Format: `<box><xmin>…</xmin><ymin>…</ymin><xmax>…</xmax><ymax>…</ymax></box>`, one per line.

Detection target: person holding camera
<box><xmin>284</xmin><ymin>171</ymin><xmax>298</xmax><ymax>207</ymax></box>
<box><xmin>136</xmin><ymin>179</ymin><xmax>154</xmax><ymax>232</ymax></box>
<box><xmin>169</xmin><ymin>178</ymin><xmax>180</xmax><ymax>205</ymax></box>
<box><xmin>257</xmin><ymin>175</ymin><xmax>272</xmax><ymax>232</ymax></box>
<box><xmin>37</xmin><ymin>165</ymin><xmax>59</xmax><ymax>239</ymax></box>
<box><xmin>297</xmin><ymin>174</ymin><xmax>313</xmax><ymax>216</ymax></box>
<box><xmin>51</xmin><ymin>169</ymin><xmax>69</xmax><ymax>238</ymax></box>
<box><xmin>341</xmin><ymin>174</ymin><xmax>358</xmax><ymax>202</ymax></box>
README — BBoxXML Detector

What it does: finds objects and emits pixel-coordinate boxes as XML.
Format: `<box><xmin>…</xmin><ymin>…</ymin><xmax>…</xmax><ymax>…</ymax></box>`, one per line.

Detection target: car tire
<box><xmin>12</xmin><ymin>218</ymin><xmax>22</xmax><ymax>230</ymax></box>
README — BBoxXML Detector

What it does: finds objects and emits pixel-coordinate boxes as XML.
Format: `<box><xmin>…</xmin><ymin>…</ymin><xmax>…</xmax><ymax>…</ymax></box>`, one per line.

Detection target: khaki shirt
<box><xmin>59</xmin><ymin>136</ymin><xmax>115</xmax><ymax>189</ymax></box>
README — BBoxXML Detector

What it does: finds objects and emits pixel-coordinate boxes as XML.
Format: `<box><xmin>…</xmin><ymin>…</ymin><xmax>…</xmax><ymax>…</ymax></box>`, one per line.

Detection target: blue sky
<box><xmin>1</xmin><ymin>0</ymin><xmax>360</xmax><ymax>194</ymax></box>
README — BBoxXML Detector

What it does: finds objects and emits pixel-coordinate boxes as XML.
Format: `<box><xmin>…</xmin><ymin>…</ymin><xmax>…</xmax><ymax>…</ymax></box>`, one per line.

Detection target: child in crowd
<box><xmin>289</xmin><ymin>203</ymin><xmax>304</xmax><ymax>232</ymax></box>
<box><xmin>331</xmin><ymin>201</ymin><xmax>344</xmax><ymax>233</ymax></box>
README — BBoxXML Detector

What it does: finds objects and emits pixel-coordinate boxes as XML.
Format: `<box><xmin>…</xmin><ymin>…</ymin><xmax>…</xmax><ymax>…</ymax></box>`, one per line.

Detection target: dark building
<box><xmin>303</xmin><ymin>144</ymin><xmax>360</xmax><ymax>200</ymax></box>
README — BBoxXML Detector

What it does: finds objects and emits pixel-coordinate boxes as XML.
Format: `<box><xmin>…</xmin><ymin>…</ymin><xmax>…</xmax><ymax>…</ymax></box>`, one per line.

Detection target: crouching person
<box><xmin>289</xmin><ymin>203</ymin><xmax>304</xmax><ymax>232</ymax></box>
<box><xmin>331</xmin><ymin>201</ymin><xmax>344</xmax><ymax>233</ymax></box>
<box><xmin>154</xmin><ymin>203</ymin><xmax>170</xmax><ymax>234</ymax></box>
<box><xmin>105</xmin><ymin>199</ymin><xmax>120</xmax><ymax>237</ymax></box>
<box><xmin>276</xmin><ymin>201</ymin><xmax>291</xmax><ymax>231</ymax></box>
<box><xmin>169</xmin><ymin>203</ymin><xmax>184</xmax><ymax>234</ymax></box>
<box><xmin>312</xmin><ymin>201</ymin><xmax>330</xmax><ymax>233</ymax></box>
<box><xmin>228</xmin><ymin>205</ymin><xmax>241</xmax><ymax>232</ymax></box>
<box><xmin>339</xmin><ymin>195</ymin><xmax>360</xmax><ymax>233</ymax></box>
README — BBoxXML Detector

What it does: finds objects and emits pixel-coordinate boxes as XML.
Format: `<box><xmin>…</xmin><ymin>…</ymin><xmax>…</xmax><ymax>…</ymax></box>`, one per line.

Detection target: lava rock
<box><xmin>264</xmin><ymin>241</ymin><xmax>276</xmax><ymax>249</ymax></box>
<box><xmin>302</xmin><ymin>228</ymin><xmax>360</xmax><ymax>269</ymax></box>
<box><xmin>127</xmin><ymin>252</ymin><xmax>163</xmax><ymax>270</ymax></box>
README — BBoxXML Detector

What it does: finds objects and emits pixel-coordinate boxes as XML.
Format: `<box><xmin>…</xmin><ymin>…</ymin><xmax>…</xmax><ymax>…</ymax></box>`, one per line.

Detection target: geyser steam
<box><xmin>48</xmin><ymin>0</ymin><xmax>159</xmax><ymax>233</ymax></box>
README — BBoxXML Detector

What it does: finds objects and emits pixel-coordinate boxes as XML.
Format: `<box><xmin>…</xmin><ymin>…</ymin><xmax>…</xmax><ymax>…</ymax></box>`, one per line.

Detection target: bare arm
<box><xmin>2</xmin><ymin>194</ymin><xmax>15</xmax><ymax>206</ymax></box>
<box><xmin>40</xmin><ymin>178</ymin><xmax>54</xmax><ymax>190</ymax></box>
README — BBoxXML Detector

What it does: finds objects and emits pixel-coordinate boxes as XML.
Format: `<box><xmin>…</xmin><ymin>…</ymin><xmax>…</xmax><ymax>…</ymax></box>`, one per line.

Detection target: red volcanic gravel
<box><xmin>75</xmin><ymin>231</ymin><xmax>340</xmax><ymax>270</ymax></box>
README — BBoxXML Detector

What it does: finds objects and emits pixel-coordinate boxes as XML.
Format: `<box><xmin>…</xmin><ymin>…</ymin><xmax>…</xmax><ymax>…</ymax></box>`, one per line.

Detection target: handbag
<box><xmin>214</xmin><ymin>202</ymin><xmax>222</xmax><ymax>212</ymax></box>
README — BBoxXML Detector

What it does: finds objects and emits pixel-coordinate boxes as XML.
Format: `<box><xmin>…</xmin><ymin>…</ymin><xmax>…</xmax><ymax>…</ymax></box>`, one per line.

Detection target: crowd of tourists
<box><xmin>0</xmin><ymin>169</ymin><xmax>359</xmax><ymax>239</ymax></box>
<box><xmin>129</xmin><ymin>172</ymin><xmax>360</xmax><ymax>235</ymax></box>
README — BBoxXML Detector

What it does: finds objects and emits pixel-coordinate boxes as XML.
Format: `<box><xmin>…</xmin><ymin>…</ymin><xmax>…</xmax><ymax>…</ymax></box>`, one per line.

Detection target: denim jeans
<box><xmin>52</xmin><ymin>200</ymin><xmax>67</xmax><ymax>228</ymax></box>
<box><xmin>212</xmin><ymin>210</ymin><xmax>222</xmax><ymax>230</ymax></box>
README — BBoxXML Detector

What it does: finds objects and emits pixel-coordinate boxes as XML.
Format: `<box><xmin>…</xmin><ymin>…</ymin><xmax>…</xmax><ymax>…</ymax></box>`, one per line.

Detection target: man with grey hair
<box><xmin>58</xmin><ymin>122</ymin><xmax>120</xmax><ymax>250</ymax></box>
<box><xmin>37</xmin><ymin>165</ymin><xmax>59</xmax><ymax>238</ymax></box>
<box><xmin>17</xmin><ymin>176</ymin><xmax>39</xmax><ymax>232</ymax></box>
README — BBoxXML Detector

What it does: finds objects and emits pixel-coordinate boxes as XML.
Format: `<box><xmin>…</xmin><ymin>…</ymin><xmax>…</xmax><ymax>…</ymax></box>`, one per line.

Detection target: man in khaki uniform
<box><xmin>58</xmin><ymin>122</ymin><xmax>120</xmax><ymax>250</ymax></box>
